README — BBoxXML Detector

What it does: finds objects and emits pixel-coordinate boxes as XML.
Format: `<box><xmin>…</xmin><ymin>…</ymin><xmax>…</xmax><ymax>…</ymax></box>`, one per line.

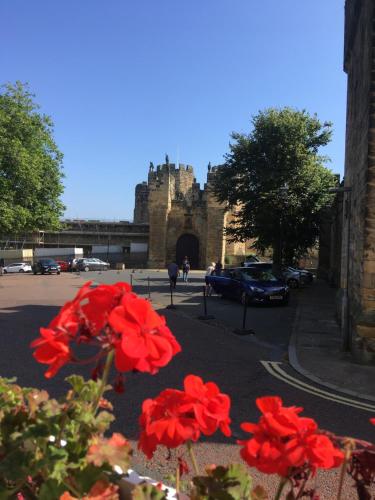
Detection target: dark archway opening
<box><xmin>176</xmin><ymin>234</ymin><xmax>199</xmax><ymax>269</ymax></box>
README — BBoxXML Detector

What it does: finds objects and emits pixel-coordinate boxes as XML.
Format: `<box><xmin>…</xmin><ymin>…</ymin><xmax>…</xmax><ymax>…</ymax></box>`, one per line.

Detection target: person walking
<box><xmin>167</xmin><ymin>261</ymin><xmax>179</xmax><ymax>289</ymax></box>
<box><xmin>214</xmin><ymin>260</ymin><xmax>223</xmax><ymax>275</ymax></box>
<box><xmin>182</xmin><ymin>256</ymin><xmax>190</xmax><ymax>282</ymax></box>
<box><xmin>205</xmin><ymin>261</ymin><xmax>216</xmax><ymax>295</ymax></box>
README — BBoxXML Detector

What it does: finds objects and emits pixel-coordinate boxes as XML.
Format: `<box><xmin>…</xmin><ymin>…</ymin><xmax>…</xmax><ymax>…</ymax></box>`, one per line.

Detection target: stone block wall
<box><xmin>145</xmin><ymin>162</ymin><xmax>243</xmax><ymax>269</ymax></box>
<box><xmin>343</xmin><ymin>0</ymin><xmax>375</xmax><ymax>359</ymax></box>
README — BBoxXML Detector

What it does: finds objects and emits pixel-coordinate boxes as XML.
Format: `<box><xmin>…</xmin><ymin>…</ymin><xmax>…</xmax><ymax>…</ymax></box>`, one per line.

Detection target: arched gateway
<box><xmin>176</xmin><ymin>234</ymin><xmax>199</xmax><ymax>269</ymax></box>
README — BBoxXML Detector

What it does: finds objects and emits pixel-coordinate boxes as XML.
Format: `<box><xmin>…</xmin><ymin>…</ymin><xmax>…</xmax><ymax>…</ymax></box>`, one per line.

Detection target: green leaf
<box><xmin>132</xmin><ymin>483</ymin><xmax>168</xmax><ymax>500</ymax></box>
<box><xmin>38</xmin><ymin>479</ymin><xmax>66</xmax><ymax>500</ymax></box>
<box><xmin>192</xmin><ymin>463</ymin><xmax>252</xmax><ymax>500</ymax></box>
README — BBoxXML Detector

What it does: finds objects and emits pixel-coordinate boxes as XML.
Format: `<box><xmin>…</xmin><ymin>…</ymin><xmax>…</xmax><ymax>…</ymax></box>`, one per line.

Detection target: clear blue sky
<box><xmin>1</xmin><ymin>0</ymin><xmax>347</xmax><ymax>221</ymax></box>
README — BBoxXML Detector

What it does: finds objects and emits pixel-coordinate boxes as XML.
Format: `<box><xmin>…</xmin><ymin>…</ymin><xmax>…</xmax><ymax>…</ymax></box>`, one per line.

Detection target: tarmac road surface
<box><xmin>0</xmin><ymin>271</ymin><xmax>373</xmax><ymax>499</ymax></box>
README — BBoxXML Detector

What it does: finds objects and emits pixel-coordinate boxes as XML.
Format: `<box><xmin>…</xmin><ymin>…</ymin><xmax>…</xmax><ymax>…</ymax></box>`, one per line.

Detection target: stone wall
<box><xmin>343</xmin><ymin>0</ymin><xmax>375</xmax><ymax>360</ymax></box>
<box><xmin>145</xmin><ymin>162</ymin><xmax>243</xmax><ymax>269</ymax></box>
<box><xmin>133</xmin><ymin>182</ymin><xmax>149</xmax><ymax>223</ymax></box>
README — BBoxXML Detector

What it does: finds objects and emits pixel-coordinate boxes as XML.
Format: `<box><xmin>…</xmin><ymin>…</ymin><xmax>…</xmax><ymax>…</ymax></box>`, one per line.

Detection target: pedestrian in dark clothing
<box><xmin>167</xmin><ymin>262</ymin><xmax>179</xmax><ymax>288</ymax></box>
<box><xmin>215</xmin><ymin>260</ymin><xmax>223</xmax><ymax>276</ymax></box>
<box><xmin>182</xmin><ymin>256</ymin><xmax>190</xmax><ymax>282</ymax></box>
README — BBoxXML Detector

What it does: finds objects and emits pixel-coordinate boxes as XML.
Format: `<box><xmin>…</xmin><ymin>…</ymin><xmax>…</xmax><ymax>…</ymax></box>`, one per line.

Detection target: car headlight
<box><xmin>250</xmin><ymin>286</ymin><xmax>264</xmax><ymax>293</ymax></box>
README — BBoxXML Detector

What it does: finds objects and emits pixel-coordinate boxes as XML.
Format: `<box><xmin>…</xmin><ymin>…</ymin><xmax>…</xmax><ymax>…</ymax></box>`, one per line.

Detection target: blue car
<box><xmin>207</xmin><ymin>267</ymin><xmax>289</xmax><ymax>305</ymax></box>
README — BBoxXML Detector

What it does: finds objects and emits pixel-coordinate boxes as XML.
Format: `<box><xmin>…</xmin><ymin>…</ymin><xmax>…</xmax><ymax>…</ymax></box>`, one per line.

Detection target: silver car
<box><xmin>244</xmin><ymin>262</ymin><xmax>307</xmax><ymax>288</ymax></box>
<box><xmin>3</xmin><ymin>262</ymin><xmax>32</xmax><ymax>273</ymax></box>
<box><xmin>77</xmin><ymin>258</ymin><xmax>110</xmax><ymax>272</ymax></box>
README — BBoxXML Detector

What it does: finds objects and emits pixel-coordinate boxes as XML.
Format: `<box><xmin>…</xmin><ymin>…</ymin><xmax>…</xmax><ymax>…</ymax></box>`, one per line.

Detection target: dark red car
<box><xmin>56</xmin><ymin>260</ymin><xmax>70</xmax><ymax>272</ymax></box>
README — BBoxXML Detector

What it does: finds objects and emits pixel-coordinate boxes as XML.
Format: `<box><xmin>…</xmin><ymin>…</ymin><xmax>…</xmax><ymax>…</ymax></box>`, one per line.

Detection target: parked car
<box><xmin>242</xmin><ymin>255</ymin><xmax>261</xmax><ymax>266</ymax></box>
<box><xmin>207</xmin><ymin>267</ymin><xmax>289</xmax><ymax>305</ymax></box>
<box><xmin>288</xmin><ymin>266</ymin><xmax>314</xmax><ymax>283</ymax></box>
<box><xmin>55</xmin><ymin>260</ymin><xmax>70</xmax><ymax>272</ymax></box>
<box><xmin>244</xmin><ymin>262</ymin><xmax>308</xmax><ymax>288</ymax></box>
<box><xmin>32</xmin><ymin>259</ymin><xmax>61</xmax><ymax>275</ymax></box>
<box><xmin>76</xmin><ymin>258</ymin><xmax>110</xmax><ymax>272</ymax></box>
<box><xmin>3</xmin><ymin>262</ymin><xmax>32</xmax><ymax>273</ymax></box>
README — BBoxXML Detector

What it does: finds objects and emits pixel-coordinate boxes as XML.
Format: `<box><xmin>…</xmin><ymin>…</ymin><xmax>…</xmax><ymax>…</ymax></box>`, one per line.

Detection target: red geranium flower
<box><xmin>109</xmin><ymin>294</ymin><xmax>181</xmax><ymax>374</ymax></box>
<box><xmin>183</xmin><ymin>374</ymin><xmax>231</xmax><ymax>437</ymax></box>
<box><xmin>238</xmin><ymin>396</ymin><xmax>343</xmax><ymax>476</ymax></box>
<box><xmin>48</xmin><ymin>281</ymin><xmax>132</xmax><ymax>338</ymax></box>
<box><xmin>138</xmin><ymin>389</ymin><xmax>199</xmax><ymax>458</ymax></box>
<box><xmin>30</xmin><ymin>328</ymin><xmax>72</xmax><ymax>378</ymax></box>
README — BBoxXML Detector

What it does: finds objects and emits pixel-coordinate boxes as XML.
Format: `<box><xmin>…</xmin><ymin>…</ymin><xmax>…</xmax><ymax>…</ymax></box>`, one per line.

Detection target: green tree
<box><xmin>0</xmin><ymin>82</ymin><xmax>65</xmax><ymax>236</ymax></box>
<box><xmin>213</xmin><ymin>108</ymin><xmax>336</xmax><ymax>271</ymax></box>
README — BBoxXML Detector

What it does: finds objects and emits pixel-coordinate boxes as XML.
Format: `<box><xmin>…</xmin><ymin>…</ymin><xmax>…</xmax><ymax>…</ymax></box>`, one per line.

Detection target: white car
<box><xmin>3</xmin><ymin>262</ymin><xmax>32</xmax><ymax>273</ymax></box>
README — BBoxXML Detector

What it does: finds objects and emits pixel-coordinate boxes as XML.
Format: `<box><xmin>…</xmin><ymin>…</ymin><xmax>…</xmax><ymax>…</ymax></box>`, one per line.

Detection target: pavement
<box><xmin>0</xmin><ymin>272</ymin><xmax>374</xmax><ymax>498</ymax></box>
<box><xmin>289</xmin><ymin>279</ymin><xmax>375</xmax><ymax>403</ymax></box>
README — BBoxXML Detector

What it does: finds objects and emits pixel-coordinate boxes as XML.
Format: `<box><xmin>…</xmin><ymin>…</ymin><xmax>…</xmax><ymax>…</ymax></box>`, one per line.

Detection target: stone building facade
<box><xmin>134</xmin><ymin>162</ymin><xmax>247</xmax><ymax>269</ymax></box>
<box><xmin>342</xmin><ymin>0</ymin><xmax>375</xmax><ymax>360</ymax></box>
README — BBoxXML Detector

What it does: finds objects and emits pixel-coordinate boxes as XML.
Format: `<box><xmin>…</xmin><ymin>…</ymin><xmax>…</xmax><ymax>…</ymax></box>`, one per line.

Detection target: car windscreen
<box><xmin>39</xmin><ymin>259</ymin><xmax>57</xmax><ymax>265</ymax></box>
<box><xmin>241</xmin><ymin>269</ymin><xmax>278</xmax><ymax>282</ymax></box>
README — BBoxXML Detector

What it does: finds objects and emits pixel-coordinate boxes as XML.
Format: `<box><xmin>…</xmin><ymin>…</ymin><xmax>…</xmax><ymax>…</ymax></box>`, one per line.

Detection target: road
<box><xmin>0</xmin><ymin>270</ymin><xmax>372</xmax><ymax>498</ymax></box>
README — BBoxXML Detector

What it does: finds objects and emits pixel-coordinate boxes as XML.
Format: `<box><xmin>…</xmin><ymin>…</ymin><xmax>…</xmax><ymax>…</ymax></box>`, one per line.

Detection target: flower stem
<box><xmin>336</xmin><ymin>441</ymin><xmax>353</xmax><ymax>500</ymax></box>
<box><xmin>93</xmin><ymin>349</ymin><xmax>114</xmax><ymax>412</ymax></box>
<box><xmin>274</xmin><ymin>477</ymin><xmax>288</xmax><ymax>500</ymax></box>
<box><xmin>186</xmin><ymin>441</ymin><xmax>199</xmax><ymax>476</ymax></box>
<box><xmin>175</xmin><ymin>464</ymin><xmax>180</xmax><ymax>494</ymax></box>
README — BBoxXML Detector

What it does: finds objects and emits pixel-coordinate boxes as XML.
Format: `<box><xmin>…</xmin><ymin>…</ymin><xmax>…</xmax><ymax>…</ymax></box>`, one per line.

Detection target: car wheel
<box><xmin>57</xmin><ymin>271</ymin><xmax>60</xmax><ymax>275</ymax></box>
<box><xmin>241</xmin><ymin>291</ymin><xmax>250</xmax><ymax>305</ymax></box>
<box><xmin>19</xmin><ymin>269</ymin><xmax>25</xmax><ymax>273</ymax></box>
<box><xmin>84</xmin><ymin>266</ymin><xmax>90</xmax><ymax>272</ymax></box>
<box><xmin>3</xmin><ymin>270</ymin><xmax>7</xmax><ymax>274</ymax></box>
<box><xmin>287</xmin><ymin>278</ymin><xmax>299</xmax><ymax>289</ymax></box>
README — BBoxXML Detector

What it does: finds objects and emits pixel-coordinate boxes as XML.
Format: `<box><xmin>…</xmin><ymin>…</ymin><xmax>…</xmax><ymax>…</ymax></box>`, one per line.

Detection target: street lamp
<box><xmin>329</xmin><ymin>186</ymin><xmax>352</xmax><ymax>351</ymax></box>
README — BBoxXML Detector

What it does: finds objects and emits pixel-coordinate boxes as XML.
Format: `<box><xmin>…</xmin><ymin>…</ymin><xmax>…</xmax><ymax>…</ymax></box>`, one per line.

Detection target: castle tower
<box><xmin>133</xmin><ymin>182</ymin><xmax>149</xmax><ymax>223</ymax></box>
<box><xmin>137</xmin><ymin>159</ymin><xmax>247</xmax><ymax>269</ymax></box>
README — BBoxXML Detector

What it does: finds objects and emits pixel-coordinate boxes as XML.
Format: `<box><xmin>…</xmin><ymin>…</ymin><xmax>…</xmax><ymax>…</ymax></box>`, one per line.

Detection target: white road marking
<box><xmin>261</xmin><ymin>361</ymin><xmax>375</xmax><ymax>413</ymax></box>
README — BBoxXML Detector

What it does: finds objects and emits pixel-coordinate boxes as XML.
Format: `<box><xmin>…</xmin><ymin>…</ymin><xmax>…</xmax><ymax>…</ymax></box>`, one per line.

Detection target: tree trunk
<box><xmin>272</xmin><ymin>240</ymin><xmax>282</xmax><ymax>277</ymax></box>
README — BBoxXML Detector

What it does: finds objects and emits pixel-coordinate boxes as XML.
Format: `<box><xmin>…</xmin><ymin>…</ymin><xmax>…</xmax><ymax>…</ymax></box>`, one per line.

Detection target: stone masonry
<box><xmin>134</xmin><ymin>162</ymin><xmax>246</xmax><ymax>269</ymax></box>
<box><xmin>343</xmin><ymin>0</ymin><xmax>375</xmax><ymax>359</ymax></box>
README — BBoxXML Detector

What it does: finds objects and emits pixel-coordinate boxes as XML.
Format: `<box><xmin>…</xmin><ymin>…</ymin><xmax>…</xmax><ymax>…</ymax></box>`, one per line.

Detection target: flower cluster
<box><xmin>238</xmin><ymin>396</ymin><xmax>344</xmax><ymax>476</ymax></box>
<box><xmin>30</xmin><ymin>282</ymin><xmax>181</xmax><ymax>379</ymax></box>
<box><xmin>138</xmin><ymin>374</ymin><xmax>231</xmax><ymax>458</ymax></box>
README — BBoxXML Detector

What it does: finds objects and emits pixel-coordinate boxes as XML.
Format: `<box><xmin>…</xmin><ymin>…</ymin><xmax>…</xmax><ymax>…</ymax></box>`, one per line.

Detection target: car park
<box><xmin>76</xmin><ymin>258</ymin><xmax>110</xmax><ymax>272</ymax></box>
<box><xmin>3</xmin><ymin>262</ymin><xmax>32</xmax><ymax>273</ymax></box>
<box><xmin>207</xmin><ymin>267</ymin><xmax>289</xmax><ymax>305</ymax></box>
<box><xmin>32</xmin><ymin>259</ymin><xmax>61</xmax><ymax>275</ymax></box>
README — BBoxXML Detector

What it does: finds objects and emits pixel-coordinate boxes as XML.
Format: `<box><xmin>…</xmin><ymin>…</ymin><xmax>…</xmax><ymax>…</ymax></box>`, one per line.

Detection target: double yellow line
<box><xmin>260</xmin><ymin>361</ymin><xmax>375</xmax><ymax>413</ymax></box>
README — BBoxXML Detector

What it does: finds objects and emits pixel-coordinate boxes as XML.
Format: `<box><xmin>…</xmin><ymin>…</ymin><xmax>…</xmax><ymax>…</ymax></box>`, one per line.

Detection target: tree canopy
<box><xmin>213</xmin><ymin>108</ymin><xmax>337</xmax><ymax>268</ymax></box>
<box><xmin>0</xmin><ymin>82</ymin><xmax>65</xmax><ymax>236</ymax></box>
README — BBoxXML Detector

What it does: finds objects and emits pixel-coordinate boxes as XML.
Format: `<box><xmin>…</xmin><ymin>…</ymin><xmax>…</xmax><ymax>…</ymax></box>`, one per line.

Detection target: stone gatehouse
<box><xmin>134</xmin><ymin>162</ymin><xmax>247</xmax><ymax>269</ymax></box>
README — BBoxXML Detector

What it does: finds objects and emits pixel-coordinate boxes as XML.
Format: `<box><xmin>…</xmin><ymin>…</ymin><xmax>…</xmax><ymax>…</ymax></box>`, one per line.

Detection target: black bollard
<box><xmin>147</xmin><ymin>276</ymin><xmax>151</xmax><ymax>301</ymax></box>
<box><xmin>166</xmin><ymin>282</ymin><xmax>177</xmax><ymax>309</ymax></box>
<box><xmin>233</xmin><ymin>296</ymin><xmax>255</xmax><ymax>335</ymax></box>
<box><xmin>130</xmin><ymin>274</ymin><xmax>133</xmax><ymax>287</ymax></box>
<box><xmin>198</xmin><ymin>286</ymin><xmax>215</xmax><ymax>320</ymax></box>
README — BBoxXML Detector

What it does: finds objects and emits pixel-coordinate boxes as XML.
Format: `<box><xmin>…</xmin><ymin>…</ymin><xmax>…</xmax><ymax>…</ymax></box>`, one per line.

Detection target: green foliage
<box><xmin>213</xmin><ymin>107</ymin><xmax>337</xmax><ymax>266</ymax></box>
<box><xmin>132</xmin><ymin>483</ymin><xmax>168</xmax><ymax>499</ymax></box>
<box><xmin>0</xmin><ymin>81</ymin><xmax>65</xmax><ymax>235</ymax></box>
<box><xmin>191</xmin><ymin>463</ymin><xmax>252</xmax><ymax>500</ymax></box>
<box><xmin>0</xmin><ymin>376</ymin><xmax>129</xmax><ymax>499</ymax></box>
